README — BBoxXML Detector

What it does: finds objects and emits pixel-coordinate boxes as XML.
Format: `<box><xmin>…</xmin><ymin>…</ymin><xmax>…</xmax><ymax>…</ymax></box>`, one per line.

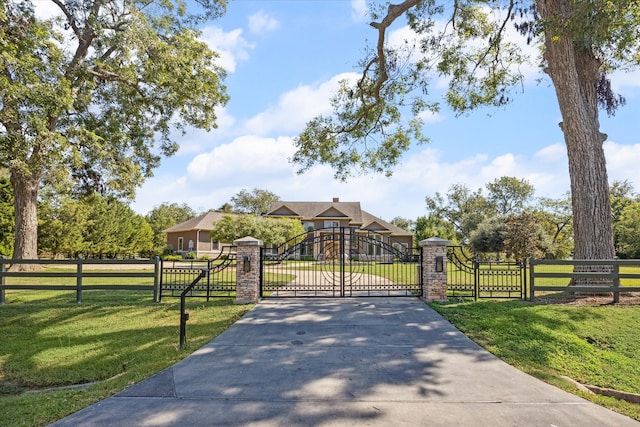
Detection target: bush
<box><xmin>185</xmin><ymin>251</ymin><xmax>196</xmax><ymax>259</ymax></box>
<box><xmin>162</xmin><ymin>255</ymin><xmax>182</xmax><ymax>261</ymax></box>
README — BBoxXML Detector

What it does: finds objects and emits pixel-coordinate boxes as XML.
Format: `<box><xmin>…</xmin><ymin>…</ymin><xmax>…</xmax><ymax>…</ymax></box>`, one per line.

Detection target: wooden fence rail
<box><xmin>0</xmin><ymin>257</ymin><xmax>161</xmax><ymax>304</ymax></box>
<box><xmin>529</xmin><ymin>258</ymin><xmax>640</xmax><ymax>303</ymax></box>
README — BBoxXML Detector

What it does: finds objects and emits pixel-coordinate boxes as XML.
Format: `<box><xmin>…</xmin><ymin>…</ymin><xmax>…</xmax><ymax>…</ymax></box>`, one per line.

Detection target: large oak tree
<box><xmin>0</xmin><ymin>1</ymin><xmax>228</xmax><ymax>263</ymax></box>
<box><xmin>293</xmin><ymin>0</ymin><xmax>640</xmax><ymax>261</ymax></box>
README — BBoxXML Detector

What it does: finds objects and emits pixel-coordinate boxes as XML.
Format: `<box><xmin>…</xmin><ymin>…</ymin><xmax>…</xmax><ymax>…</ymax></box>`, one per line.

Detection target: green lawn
<box><xmin>270</xmin><ymin>260</ymin><xmax>421</xmax><ymax>284</ymax></box>
<box><xmin>3</xmin><ymin>264</ymin><xmax>640</xmax><ymax>425</ymax></box>
<box><xmin>430</xmin><ymin>299</ymin><xmax>640</xmax><ymax>421</ymax></box>
<box><xmin>0</xmin><ymin>291</ymin><xmax>253</xmax><ymax>427</ymax></box>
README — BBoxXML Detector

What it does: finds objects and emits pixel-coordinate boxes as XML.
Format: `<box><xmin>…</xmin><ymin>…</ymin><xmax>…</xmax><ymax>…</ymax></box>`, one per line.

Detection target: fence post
<box><xmin>529</xmin><ymin>257</ymin><xmax>535</xmax><ymax>301</ymax></box>
<box><xmin>613</xmin><ymin>258</ymin><xmax>620</xmax><ymax>304</ymax></box>
<box><xmin>76</xmin><ymin>257</ymin><xmax>83</xmax><ymax>304</ymax></box>
<box><xmin>234</xmin><ymin>236</ymin><xmax>263</xmax><ymax>304</ymax></box>
<box><xmin>0</xmin><ymin>255</ymin><xmax>6</xmax><ymax>304</ymax></box>
<box><xmin>419</xmin><ymin>237</ymin><xmax>449</xmax><ymax>302</ymax></box>
<box><xmin>153</xmin><ymin>256</ymin><xmax>160</xmax><ymax>303</ymax></box>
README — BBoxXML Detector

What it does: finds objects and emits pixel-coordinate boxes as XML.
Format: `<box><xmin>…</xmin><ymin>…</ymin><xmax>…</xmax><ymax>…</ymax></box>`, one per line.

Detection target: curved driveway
<box><xmin>51</xmin><ymin>298</ymin><xmax>639</xmax><ymax>426</ymax></box>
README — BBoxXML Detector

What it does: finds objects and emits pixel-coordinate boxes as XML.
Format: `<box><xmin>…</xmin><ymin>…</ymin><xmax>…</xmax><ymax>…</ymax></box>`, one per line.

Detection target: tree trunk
<box><xmin>10</xmin><ymin>169</ymin><xmax>41</xmax><ymax>270</ymax></box>
<box><xmin>537</xmin><ymin>0</ymin><xmax>615</xmax><ymax>262</ymax></box>
<box><xmin>537</xmin><ymin>0</ymin><xmax>615</xmax><ymax>291</ymax></box>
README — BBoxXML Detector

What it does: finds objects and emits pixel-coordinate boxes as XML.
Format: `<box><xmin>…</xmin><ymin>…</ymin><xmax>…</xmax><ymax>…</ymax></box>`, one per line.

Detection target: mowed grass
<box><xmin>430</xmin><ymin>299</ymin><xmax>640</xmax><ymax>421</ymax></box>
<box><xmin>0</xmin><ymin>288</ymin><xmax>254</xmax><ymax>427</ymax></box>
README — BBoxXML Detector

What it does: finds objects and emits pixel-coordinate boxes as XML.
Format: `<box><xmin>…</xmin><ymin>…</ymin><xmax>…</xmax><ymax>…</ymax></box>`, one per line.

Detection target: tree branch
<box><xmin>368</xmin><ymin>0</ymin><xmax>421</xmax><ymax>100</ymax></box>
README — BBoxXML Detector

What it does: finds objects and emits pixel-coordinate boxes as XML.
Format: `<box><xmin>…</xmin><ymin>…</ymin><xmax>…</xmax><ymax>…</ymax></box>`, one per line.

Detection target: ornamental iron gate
<box><xmin>447</xmin><ymin>246</ymin><xmax>526</xmax><ymax>299</ymax></box>
<box><xmin>261</xmin><ymin>227</ymin><xmax>422</xmax><ymax>298</ymax></box>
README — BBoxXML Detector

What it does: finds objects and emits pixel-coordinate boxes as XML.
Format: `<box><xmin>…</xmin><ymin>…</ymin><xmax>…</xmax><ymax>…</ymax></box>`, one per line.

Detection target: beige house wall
<box><xmin>166</xmin><ymin>230</ymin><xmax>228</xmax><ymax>258</ymax></box>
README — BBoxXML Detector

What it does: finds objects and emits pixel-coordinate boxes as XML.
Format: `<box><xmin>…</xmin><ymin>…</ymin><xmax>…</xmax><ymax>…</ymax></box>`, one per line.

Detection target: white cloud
<box><xmin>611</xmin><ymin>70</ymin><xmax>640</xmax><ymax>94</ymax></box>
<box><xmin>186</xmin><ymin>136</ymin><xmax>296</xmax><ymax>181</ymax></box>
<box><xmin>248</xmin><ymin>11</ymin><xmax>280</xmax><ymax>34</ymax></box>
<box><xmin>243</xmin><ymin>72</ymin><xmax>360</xmax><ymax>135</ymax></box>
<box><xmin>351</xmin><ymin>0</ymin><xmax>369</xmax><ymax>23</ymax></box>
<box><xmin>604</xmin><ymin>141</ymin><xmax>640</xmax><ymax>186</ymax></box>
<box><xmin>200</xmin><ymin>26</ymin><xmax>254</xmax><ymax>73</ymax></box>
<box><xmin>33</xmin><ymin>0</ymin><xmax>63</xmax><ymax>20</ymax></box>
<box><xmin>133</xmin><ymin>139</ymin><xmax>640</xmax><ymax>221</ymax></box>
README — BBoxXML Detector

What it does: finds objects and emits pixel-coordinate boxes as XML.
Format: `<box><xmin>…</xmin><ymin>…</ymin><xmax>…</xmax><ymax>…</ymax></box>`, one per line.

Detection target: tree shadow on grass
<box><xmin>49</xmin><ymin>298</ymin><xmax>557</xmax><ymax>426</ymax></box>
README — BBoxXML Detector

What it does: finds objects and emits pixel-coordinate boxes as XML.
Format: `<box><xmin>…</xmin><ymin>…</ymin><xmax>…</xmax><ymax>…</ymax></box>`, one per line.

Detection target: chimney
<box><xmin>332</xmin><ymin>197</ymin><xmax>340</xmax><ymax>203</ymax></box>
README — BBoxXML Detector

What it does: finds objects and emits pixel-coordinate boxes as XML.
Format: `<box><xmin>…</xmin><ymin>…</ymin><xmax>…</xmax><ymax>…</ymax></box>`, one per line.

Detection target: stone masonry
<box><xmin>234</xmin><ymin>236</ymin><xmax>262</xmax><ymax>304</ymax></box>
<box><xmin>419</xmin><ymin>237</ymin><xmax>449</xmax><ymax>302</ymax></box>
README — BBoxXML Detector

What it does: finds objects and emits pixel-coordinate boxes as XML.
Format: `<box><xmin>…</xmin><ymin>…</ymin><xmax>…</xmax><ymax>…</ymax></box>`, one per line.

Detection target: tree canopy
<box><xmin>0</xmin><ymin>176</ymin><xmax>13</xmax><ymax>256</ymax></box>
<box><xmin>230</xmin><ymin>188</ymin><xmax>280</xmax><ymax>215</ymax></box>
<box><xmin>292</xmin><ymin>0</ymin><xmax>640</xmax><ymax>262</ymax></box>
<box><xmin>0</xmin><ymin>0</ymin><xmax>228</xmax><ymax>262</ymax></box>
<box><xmin>211</xmin><ymin>215</ymin><xmax>305</xmax><ymax>247</ymax></box>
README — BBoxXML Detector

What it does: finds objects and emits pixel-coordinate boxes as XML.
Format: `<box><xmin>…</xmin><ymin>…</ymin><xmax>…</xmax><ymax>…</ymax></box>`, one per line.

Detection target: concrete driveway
<box><xmin>50</xmin><ymin>298</ymin><xmax>639</xmax><ymax>426</ymax></box>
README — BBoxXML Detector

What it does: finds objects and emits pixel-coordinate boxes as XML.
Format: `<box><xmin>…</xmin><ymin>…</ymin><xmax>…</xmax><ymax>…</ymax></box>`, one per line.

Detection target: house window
<box><xmin>178</xmin><ymin>237</ymin><xmax>184</xmax><ymax>251</ymax></box>
<box><xmin>300</xmin><ymin>241</ymin><xmax>313</xmax><ymax>257</ymax></box>
<box><xmin>212</xmin><ymin>240</ymin><xmax>220</xmax><ymax>250</ymax></box>
<box><xmin>324</xmin><ymin>220</ymin><xmax>340</xmax><ymax>228</ymax></box>
<box><xmin>303</xmin><ymin>221</ymin><xmax>315</xmax><ymax>231</ymax></box>
<box><xmin>368</xmin><ymin>235</ymin><xmax>384</xmax><ymax>256</ymax></box>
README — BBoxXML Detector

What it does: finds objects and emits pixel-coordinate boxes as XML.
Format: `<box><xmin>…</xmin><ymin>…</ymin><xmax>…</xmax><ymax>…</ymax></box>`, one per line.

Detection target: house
<box><xmin>263</xmin><ymin>198</ymin><xmax>414</xmax><ymax>261</ymax></box>
<box><xmin>163</xmin><ymin>211</ymin><xmax>233</xmax><ymax>258</ymax></box>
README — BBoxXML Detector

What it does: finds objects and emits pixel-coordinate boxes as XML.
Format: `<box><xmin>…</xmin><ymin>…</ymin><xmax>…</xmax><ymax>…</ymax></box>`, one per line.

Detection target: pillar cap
<box><xmin>233</xmin><ymin>236</ymin><xmax>263</xmax><ymax>246</ymax></box>
<box><xmin>419</xmin><ymin>237</ymin><xmax>450</xmax><ymax>247</ymax></box>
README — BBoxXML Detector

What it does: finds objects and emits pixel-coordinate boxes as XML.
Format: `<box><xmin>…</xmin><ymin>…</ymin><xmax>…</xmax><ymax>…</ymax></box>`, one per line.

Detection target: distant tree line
<box><xmin>2</xmin><ymin>179</ymin><xmax>640</xmax><ymax>260</ymax></box>
<box><xmin>391</xmin><ymin>177</ymin><xmax>640</xmax><ymax>260</ymax></box>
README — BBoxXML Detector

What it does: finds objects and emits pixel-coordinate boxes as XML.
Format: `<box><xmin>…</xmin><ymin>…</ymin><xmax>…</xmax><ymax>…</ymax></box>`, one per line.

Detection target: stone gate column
<box><xmin>420</xmin><ymin>237</ymin><xmax>449</xmax><ymax>302</ymax></box>
<box><xmin>234</xmin><ymin>236</ymin><xmax>262</xmax><ymax>304</ymax></box>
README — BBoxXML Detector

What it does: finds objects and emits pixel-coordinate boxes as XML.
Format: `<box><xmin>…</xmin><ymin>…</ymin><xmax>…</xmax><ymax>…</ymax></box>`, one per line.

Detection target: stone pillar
<box><xmin>234</xmin><ymin>236</ymin><xmax>263</xmax><ymax>304</ymax></box>
<box><xmin>420</xmin><ymin>237</ymin><xmax>449</xmax><ymax>302</ymax></box>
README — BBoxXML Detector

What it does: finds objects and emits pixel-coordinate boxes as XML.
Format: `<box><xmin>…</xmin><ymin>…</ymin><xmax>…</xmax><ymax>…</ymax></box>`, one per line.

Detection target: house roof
<box><xmin>163</xmin><ymin>211</ymin><xmax>235</xmax><ymax>233</ymax></box>
<box><xmin>265</xmin><ymin>200</ymin><xmax>412</xmax><ymax>237</ymax></box>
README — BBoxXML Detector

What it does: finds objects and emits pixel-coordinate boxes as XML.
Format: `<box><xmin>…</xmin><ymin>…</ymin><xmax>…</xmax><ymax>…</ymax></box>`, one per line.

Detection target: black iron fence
<box><xmin>446</xmin><ymin>246</ymin><xmax>527</xmax><ymax>300</ymax></box>
<box><xmin>159</xmin><ymin>246</ymin><xmax>236</xmax><ymax>301</ymax></box>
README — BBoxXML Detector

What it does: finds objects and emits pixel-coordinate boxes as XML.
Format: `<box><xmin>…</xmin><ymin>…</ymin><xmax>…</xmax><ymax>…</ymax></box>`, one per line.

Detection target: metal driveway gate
<box><xmin>261</xmin><ymin>227</ymin><xmax>422</xmax><ymax>298</ymax></box>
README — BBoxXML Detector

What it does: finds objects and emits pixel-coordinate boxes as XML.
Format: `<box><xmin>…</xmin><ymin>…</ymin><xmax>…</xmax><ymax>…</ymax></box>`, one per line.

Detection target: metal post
<box><xmin>180</xmin><ymin>294</ymin><xmax>188</xmax><ymax>349</ymax></box>
<box><xmin>158</xmin><ymin>258</ymin><xmax>164</xmax><ymax>302</ymax></box>
<box><xmin>473</xmin><ymin>260</ymin><xmax>479</xmax><ymax>301</ymax></box>
<box><xmin>206</xmin><ymin>259</ymin><xmax>212</xmax><ymax>302</ymax></box>
<box><xmin>522</xmin><ymin>258</ymin><xmax>527</xmax><ymax>300</ymax></box>
<box><xmin>340</xmin><ymin>227</ymin><xmax>346</xmax><ymax>297</ymax></box>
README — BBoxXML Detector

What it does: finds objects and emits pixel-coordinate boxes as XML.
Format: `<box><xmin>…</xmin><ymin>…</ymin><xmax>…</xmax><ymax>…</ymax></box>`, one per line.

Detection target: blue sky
<box><xmin>37</xmin><ymin>0</ymin><xmax>640</xmax><ymax>221</ymax></box>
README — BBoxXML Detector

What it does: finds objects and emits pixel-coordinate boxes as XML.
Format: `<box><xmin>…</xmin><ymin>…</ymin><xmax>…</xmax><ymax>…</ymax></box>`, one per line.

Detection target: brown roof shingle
<box><xmin>163</xmin><ymin>211</ymin><xmax>235</xmax><ymax>233</ymax></box>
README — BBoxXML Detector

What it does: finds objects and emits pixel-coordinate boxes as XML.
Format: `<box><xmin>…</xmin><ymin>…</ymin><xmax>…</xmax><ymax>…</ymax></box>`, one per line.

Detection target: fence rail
<box><xmin>529</xmin><ymin>258</ymin><xmax>640</xmax><ymax>302</ymax></box>
<box><xmin>0</xmin><ymin>257</ymin><xmax>160</xmax><ymax>304</ymax></box>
